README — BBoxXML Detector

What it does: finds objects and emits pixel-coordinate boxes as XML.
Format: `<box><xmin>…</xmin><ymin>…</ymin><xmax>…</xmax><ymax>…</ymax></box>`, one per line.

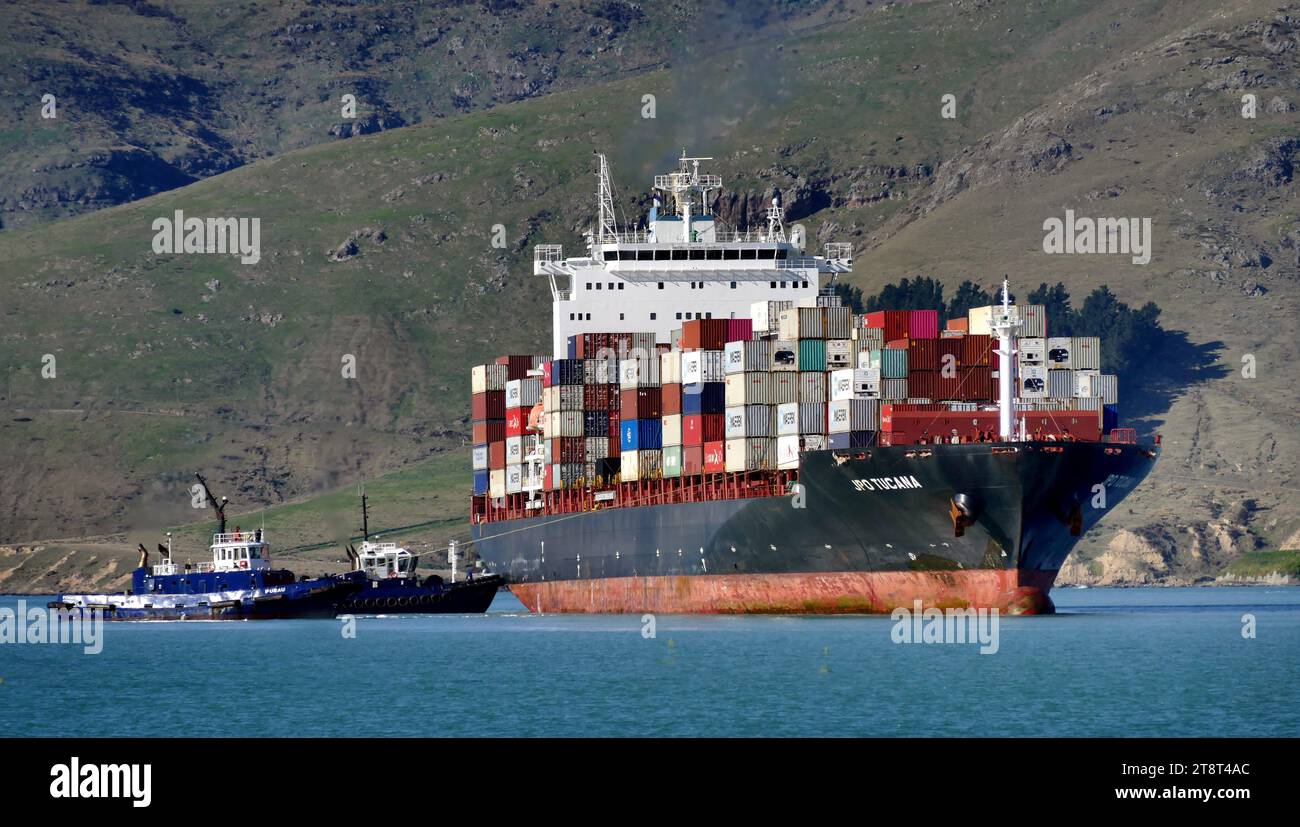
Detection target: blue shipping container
<box><xmin>827</xmin><ymin>431</ymin><xmax>877</xmax><ymax>450</ymax></box>
<box><xmin>682</xmin><ymin>382</ymin><xmax>725</xmax><ymax>415</ymax></box>
<box><xmin>472</xmin><ymin>469</ymin><xmax>489</xmax><ymax>494</ymax></box>
<box><xmin>620</xmin><ymin>418</ymin><xmax>663</xmax><ymax>451</ymax></box>
<box><xmin>567</xmin><ymin>335</ymin><xmax>578</xmax><ymax>360</ymax></box>
<box><xmin>551</xmin><ymin>358</ymin><xmax>585</xmax><ymax>385</ymax></box>
<box><xmin>1103</xmin><ymin>404</ymin><xmax>1119</xmax><ymax>432</ymax></box>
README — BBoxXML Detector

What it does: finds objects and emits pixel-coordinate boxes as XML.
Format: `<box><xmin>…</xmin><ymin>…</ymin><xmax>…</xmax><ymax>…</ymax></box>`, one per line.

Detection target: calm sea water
<box><xmin>1</xmin><ymin>587</ymin><xmax>1297</xmax><ymax>737</ymax></box>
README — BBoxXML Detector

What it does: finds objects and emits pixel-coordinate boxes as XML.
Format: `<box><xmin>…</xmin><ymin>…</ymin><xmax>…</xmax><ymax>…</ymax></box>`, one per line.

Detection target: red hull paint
<box><xmin>510</xmin><ymin>569</ymin><xmax>1058</xmax><ymax>616</ymax></box>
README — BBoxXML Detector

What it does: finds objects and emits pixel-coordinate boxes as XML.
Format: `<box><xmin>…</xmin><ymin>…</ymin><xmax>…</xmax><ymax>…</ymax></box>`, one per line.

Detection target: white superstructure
<box><xmin>535</xmin><ymin>151</ymin><xmax>854</xmax><ymax>357</ymax></box>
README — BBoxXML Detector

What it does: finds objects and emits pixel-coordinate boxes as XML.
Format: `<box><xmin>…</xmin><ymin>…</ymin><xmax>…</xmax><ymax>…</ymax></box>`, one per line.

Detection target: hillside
<box><xmin>1</xmin><ymin>0</ymin><xmax>1297</xmax><ymax>590</ymax></box>
<box><xmin>0</xmin><ymin>0</ymin><xmax>868</xmax><ymax>230</ymax></box>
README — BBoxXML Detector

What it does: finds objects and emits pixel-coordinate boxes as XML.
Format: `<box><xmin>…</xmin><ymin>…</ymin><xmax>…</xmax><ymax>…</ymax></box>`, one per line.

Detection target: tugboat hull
<box><xmin>337</xmin><ymin>576</ymin><xmax>503</xmax><ymax>615</ymax></box>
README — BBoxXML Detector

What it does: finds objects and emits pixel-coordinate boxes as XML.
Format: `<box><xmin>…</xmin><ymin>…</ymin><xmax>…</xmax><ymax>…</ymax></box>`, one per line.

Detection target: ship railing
<box><xmin>775</xmin><ymin>256</ymin><xmax>820</xmax><ymax>270</ymax></box>
<box><xmin>534</xmin><ymin>244</ymin><xmax>564</xmax><ymax>263</ymax></box>
<box><xmin>212</xmin><ymin>531</ymin><xmax>265</xmax><ymax>545</ymax></box>
<box><xmin>193</xmin><ymin>562</ymin><xmax>216</xmax><ymax>573</ymax></box>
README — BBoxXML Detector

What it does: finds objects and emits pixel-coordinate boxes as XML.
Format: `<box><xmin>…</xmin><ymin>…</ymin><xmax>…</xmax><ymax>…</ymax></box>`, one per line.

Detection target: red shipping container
<box><xmin>864</xmin><ymin>310</ymin><xmax>910</xmax><ymax>342</ymax></box>
<box><xmin>471</xmin><ymin>391</ymin><xmax>505</xmax><ymax>420</ymax></box>
<box><xmin>683</xmin><ymin>446</ymin><xmax>704</xmax><ymax>476</ymax></box>
<box><xmin>505</xmin><ymin>407</ymin><xmax>524</xmax><ymax>437</ymax></box>
<box><xmin>961</xmin><ymin>334</ymin><xmax>992</xmax><ymax>367</ymax></box>
<box><xmin>946</xmin><ymin>318</ymin><xmax>969</xmax><ymax>333</ymax></box>
<box><xmin>880</xmin><ymin>409</ymin><xmax>1100</xmax><ymax>444</ymax></box>
<box><xmin>703</xmin><ymin>440</ymin><xmax>726</xmax><ymax>473</ymax></box>
<box><xmin>937</xmin><ymin>371</ymin><xmax>962</xmax><ymax>401</ymax></box>
<box><xmin>662</xmin><ymin>383</ymin><xmax>682</xmax><ymax>416</ymax></box>
<box><xmin>608</xmin><ymin>435</ymin><xmax>621</xmax><ymax>457</ymax></box>
<box><xmin>557</xmin><ymin>437</ymin><xmax>585</xmax><ymax>464</ymax></box>
<box><xmin>682</xmin><ymin>413</ymin><xmax>725</xmax><ymax>446</ymax></box>
<box><xmin>680</xmin><ymin>319</ymin><xmax>729</xmax><ymax>351</ymax></box>
<box><xmin>489</xmin><ymin>442</ymin><xmax>506</xmax><ymax>469</ymax></box>
<box><xmin>545</xmin><ymin>464</ymin><xmax>555</xmax><ymax>490</ymax></box>
<box><xmin>727</xmin><ymin>318</ymin><xmax>753</xmax><ymax>344</ymax></box>
<box><xmin>958</xmin><ymin>366</ymin><xmax>995</xmax><ymax>400</ymax></box>
<box><xmin>907</xmin><ymin>338</ymin><xmax>940</xmax><ymax>371</ymax></box>
<box><xmin>472</xmin><ymin>420</ymin><xmax>505</xmax><ymax>444</ymax></box>
<box><xmin>886</xmin><ymin>338</ymin><xmax>909</xmax><ymax>350</ymax></box>
<box><xmin>908</xmin><ymin>309</ymin><xmax>939</xmax><ymax>339</ymax></box>
<box><xmin>619</xmin><ymin>387</ymin><xmax>662</xmax><ymax>420</ymax></box>
<box><xmin>542</xmin><ymin>360</ymin><xmax>553</xmax><ymax>387</ymax></box>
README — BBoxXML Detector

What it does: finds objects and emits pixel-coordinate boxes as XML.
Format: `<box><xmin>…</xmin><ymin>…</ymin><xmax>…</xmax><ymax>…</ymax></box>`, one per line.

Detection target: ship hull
<box><xmin>473</xmin><ymin>441</ymin><xmax>1157</xmax><ymax>614</ymax></box>
<box><xmin>337</xmin><ymin>575</ymin><xmax>503</xmax><ymax>614</ymax></box>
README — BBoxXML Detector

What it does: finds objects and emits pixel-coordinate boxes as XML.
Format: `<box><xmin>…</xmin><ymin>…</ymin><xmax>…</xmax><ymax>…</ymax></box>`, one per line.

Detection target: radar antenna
<box><xmin>194</xmin><ymin>472</ymin><xmax>229</xmax><ymax>535</ymax></box>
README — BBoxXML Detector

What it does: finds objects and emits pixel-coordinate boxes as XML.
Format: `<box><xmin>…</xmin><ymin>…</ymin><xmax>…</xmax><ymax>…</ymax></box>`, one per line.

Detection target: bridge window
<box><xmin>741</xmin><ymin>249</ymin><xmax>757</xmax><ymax>260</ymax></box>
<box><xmin>585</xmin><ymin>313</ymin><xmax>592</xmax><ymax>320</ymax></box>
<box><xmin>770</xmin><ymin>281</ymin><xmax>777</xmax><ymax>288</ymax></box>
<box><xmin>650</xmin><ymin>313</ymin><xmax>657</xmax><ymax>320</ymax></box>
<box><xmin>654</xmin><ymin>250</ymin><xmax>669</xmax><ymax>261</ymax></box>
<box><xmin>730</xmin><ymin>281</ymin><xmax>737</xmax><ymax>289</ymax></box>
<box><xmin>658</xmin><ymin>283</ymin><xmax>665</xmax><ymax>290</ymax></box>
<box><xmin>618</xmin><ymin>250</ymin><xmax>635</xmax><ymax>260</ymax></box>
<box><xmin>685</xmin><ymin>312</ymin><xmax>693</xmax><ymax>320</ymax></box>
<box><xmin>689</xmin><ymin>249</ymin><xmax>704</xmax><ymax>260</ymax></box>
<box><xmin>607</xmin><ymin>282</ymin><xmax>614</xmax><ymax>289</ymax></box>
<box><xmin>619</xmin><ymin>313</ymin><xmax>625</xmax><ymax>320</ymax></box>
<box><xmin>603</xmin><ymin>251</ymin><xmax>617</xmax><ymax>261</ymax></box>
<box><xmin>675</xmin><ymin>312</ymin><xmax>682</xmax><ymax>320</ymax></box>
<box><xmin>760</xmin><ymin>248</ymin><xmax>777</xmax><ymax>259</ymax></box>
<box><xmin>596</xmin><ymin>283</ymin><xmax>601</xmax><ymax>290</ymax></box>
<box><xmin>671</xmin><ymin>249</ymin><xmax>686</xmax><ymax>261</ymax></box>
<box><xmin>723</xmin><ymin>249</ymin><xmax>739</xmax><ymax>260</ymax></box>
<box><xmin>707</xmin><ymin>249</ymin><xmax>722</xmax><ymax>260</ymax></box>
<box><xmin>780</xmin><ymin>281</ymin><xmax>787</xmax><ymax>288</ymax></box>
<box><xmin>637</xmin><ymin>250</ymin><xmax>652</xmax><ymax>261</ymax></box>
<box><xmin>618</xmin><ymin>283</ymin><xmax>624</xmax><ymax>290</ymax></box>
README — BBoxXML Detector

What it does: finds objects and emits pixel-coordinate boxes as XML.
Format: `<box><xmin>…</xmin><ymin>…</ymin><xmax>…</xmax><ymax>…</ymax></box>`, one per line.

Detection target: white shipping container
<box><xmin>725</xmin><ymin>405</ymin><xmax>774</xmax><ymax>439</ymax></box>
<box><xmin>776</xmin><ymin>402</ymin><xmax>825</xmax><ymax>435</ymax></box>
<box><xmin>1019</xmin><ymin>364</ymin><xmax>1048</xmax><ymax>398</ymax></box>
<box><xmin>829</xmin><ymin>368</ymin><xmax>880</xmax><ymax>401</ymax></box>
<box><xmin>543</xmin><ymin>385</ymin><xmax>559</xmax><ymax>414</ymax></box>
<box><xmin>857</xmin><ymin>349</ymin><xmax>882</xmax><ymax>371</ymax></box>
<box><xmin>825</xmin><ymin>339</ymin><xmax>853</xmax><ymax>368</ymax></box>
<box><xmin>662</xmin><ymin>413</ymin><xmax>682</xmax><ymax>446</ymax></box>
<box><xmin>505</xmin><ymin>436</ymin><xmax>523</xmax><ymax>465</ymax></box>
<box><xmin>776</xmin><ymin>434</ymin><xmax>801</xmax><ymax>470</ymax></box>
<box><xmin>725</xmin><ymin>372</ymin><xmax>769</xmax><ymax>406</ymax></box>
<box><xmin>683</xmin><ymin>350</ymin><xmax>726</xmax><ymax>383</ymax></box>
<box><xmin>724</xmin><ymin>341</ymin><xmax>771</xmax><ymax>375</ymax></box>
<box><xmin>968</xmin><ymin>304</ymin><xmax>1046</xmax><ymax>337</ymax></box>
<box><xmin>725</xmin><ymin>437</ymin><xmax>774</xmax><ymax>472</ymax></box>
<box><xmin>751</xmin><ymin>300</ymin><xmax>794</xmax><ymax>333</ymax></box>
<box><xmin>1018</xmin><ymin>338</ymin><xmax>1046</xmax><ymax>364</ymax></box>
<box><xmin>471</xmin><ymin>444</ymin><xmax>488</xmax><ymax>471</ymax></box>
<box><xmin>489</xmin><ymin>469</ymin><xmax>506</xmax><ymax>499</ymax></box>
<box><xmin>1072</xmin><ymin>336</ymin><xmax>1101</xmax><ymax>370</ymax></box>
<box><xmin>558</xmin><ymin>384</ymin><xmax>583</xmax><ymax>411</ymax></box>
<box><xmin>471</xmin><ymin>363</ymin><xmax>508</xmax><ymax>394</ymax></box>
<box><xmin>769</xmin><ymin>340</ymin><xmax>799</xmax><ymax>372</ymax></box>
<box><xmin>584</xmin><ymin>359</ymin><xmax>614</xmax><ymax>385</ymax></box>
<box><xmin>777</xmin><ymin>308</ymin><xmax>824</xmax><ymax>340</ymax></box>
<box><xmin>881</xmin><ymin>378</ymin><xmax>909</xmax><ymax>400</ymax></box>
<box><xmin>549</xmin><ymin>410</ymin><xmax>585</xmax><ymax>437</ymax></box>
<box><xmin>799</xmin><ymin>371</ymin><xmax>827</xmax><ymax>403</ymax></box>
<box><xmin>505</xmin><ymin>464</ymin><xmax>523</xmax><ymax>494</ymax></box>
<box><xmin>1046</xmin><ymin>337</ymin><xmax>1073</xmax><ymax>369</ymax></box>
<box><xmin>584</xmin><ymin>436</ymin><xmax>609</xmax><ymax>462</ymax></box>
<box><xmin>505</xmin><ymin>378</ymin><xmax>542</xmax><ymax>409</ymax></box>
<box><xmin>828</xmin><ymin>399</ymin><xmax>880</xmax><ymax>433</ymax></box>
<box><xmin>619</xmin><ymin>357</ymin><xmax>660</xmax><ymax>389</ymax></box>
<box><xmin>659</xmin><ymin>351</ymin><xmax>682</xmax><ymax>385</ymax></box>
<box><xmin>1073</xmin><ymin>369</ymin><xmax>1101</xmax><ymax>397</ymax></box>
<box><xmin>622</xmin><ymin>449</ymin><xmax>663</xmax><ymax>481</ymax></box>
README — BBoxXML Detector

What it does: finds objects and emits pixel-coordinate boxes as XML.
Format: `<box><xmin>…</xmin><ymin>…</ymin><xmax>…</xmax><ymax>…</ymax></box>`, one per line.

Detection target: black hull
<box><xmin>472</xmin><ymin>441</ymin><xmax>1158</xmax><ymax>613</ymax></box>
<box><xmin>337</xmin><ymin>576</ymin><xmax>503</xmax><ymax>615</ymax></box>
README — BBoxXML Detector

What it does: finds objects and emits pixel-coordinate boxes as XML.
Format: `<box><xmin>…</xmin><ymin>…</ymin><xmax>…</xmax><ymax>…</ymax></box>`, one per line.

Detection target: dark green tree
<box><xmin>1027</xmin><ymin>281</ymin><xmax>1075</xmax><ymax>337</ymax></box>
<box><xmin>945</xmin><ymin>280</ymin><xmax>995</xmax><ymax>322</ymax></box>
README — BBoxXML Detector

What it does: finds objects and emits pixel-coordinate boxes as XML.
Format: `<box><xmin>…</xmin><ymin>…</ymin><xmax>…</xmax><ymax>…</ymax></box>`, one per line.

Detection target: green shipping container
<box><xmin>798</xmin><ymin>338</ymin><xmax>826</xmax><ymax>371</ymax></box>
<box><xmin>882</xmin><ymin>347</ymin><xmax>909</xmax><ymax>379</ymax></box>
<box><xmin>662</xmin><ymin>445</ymin><xmax>683</xmax><ymax>478</ymax></box>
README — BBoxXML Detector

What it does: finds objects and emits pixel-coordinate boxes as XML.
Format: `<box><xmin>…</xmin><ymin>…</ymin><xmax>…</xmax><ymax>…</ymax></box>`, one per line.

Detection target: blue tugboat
<box><xmin>336</xmin><ymin>492</ymin><xmax>501</xmax><ymax>615</ymax></box>
<box><xmin>50</xmin><ymin>474</ymin><xmax>363</xmax><ymax>621</ymax></box>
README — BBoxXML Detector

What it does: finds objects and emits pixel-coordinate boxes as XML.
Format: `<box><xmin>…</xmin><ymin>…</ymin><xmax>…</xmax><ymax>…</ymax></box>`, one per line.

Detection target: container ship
<box><xmin>468</xmin><ymin>152</ymin><xmax>1158</xmax><ymax>615</ymax></box>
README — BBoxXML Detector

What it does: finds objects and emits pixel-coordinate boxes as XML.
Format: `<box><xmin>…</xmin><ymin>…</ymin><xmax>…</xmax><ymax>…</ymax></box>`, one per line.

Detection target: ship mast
<box><xmin>194</xmin><ymin>472</ymin><xmax>228</xmax><ymax>534</ymax></box>
<box><xmin>359</xmin><ymin>486</ymin><xmax>370</xmax><ymax>542</ymax></box>
<box><xmin>596</xmin><ymin>153</ymin><xmax>619</xmax><ymax>244</ymax></box>
<box><xmin>989</xmin><ymin>277</ymin><xmax>1022</xmax><ymax>442</ymax></box>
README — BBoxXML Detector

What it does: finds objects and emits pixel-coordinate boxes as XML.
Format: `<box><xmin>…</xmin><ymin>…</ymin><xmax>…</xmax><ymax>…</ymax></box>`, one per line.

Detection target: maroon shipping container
<box><xmin>907</xmin><ymin>338</ymin><xmax>940</xmax><ymax>372</ymax></box>
<box><xmin>680</xmin><ymin>319</ymin><xmax>729</xmax><ymax>351</ymax></box>
<box><xmin>489</xmin><ymin>442</ymin><xmax>506</xmax><ymax>470</ymax></box>
<box><xmin>936</xmin><ymin>371</ymin><xmax>961</xmax><ymax>401</ymax></box>
<box><xmin>908</xmin><ymin>309</ymin><xmax>939</xmax><ymax>339</ymax></box>
<box><xmin>494</xmin><ymin>355</ymin><xmax>536</xmax><ymax>381</ymax></box>
<box><xmin>607</xmin><ymin>434</ymin><xmax>621</xmax><ymax>457</ymax></box>
<box><xmin>683</xmin><ymin>446</ymin><xmax>704</xmax><ymax>476</ymax></box>
<box><xmin>555</xmin><ymin>436</ymin><xmax>585</xmax><ymax>464</ymax></box>
<box><xmin>961</xmin><ymin>366</ymin><xmax>994</xmax><ymax>400</ymax></box>
<box><xmin>471</xmin><ymin>391</ymin><xmax>505</xmax><ymax>421</ymax></box>
<box><xmin>619</xmin><ymin>387</ymin><xmax>662</xmax><ymax>420</ymax></box>
<box><xmin>472</xmin><ymin>419</ymin><xmax>505</xmax><ymax>444</ymax></box>
<box><xmin>584</xmin><ymin>383</ymin><xmax>611</xmax><ymax>411</ymax></box>
<box><xmin>908</xmin><ymin>370</ymin><xmax>939</xmax><ymax>400</ymax></box>
<box><xmin>662</xmin><ymin>383</ymin><xmax>682</xmax><ymax>416</ymax></box>
<box><xmin>961</xmin><ymin>334</ymin><xmax>993</xmax><ymax>367</ymax></box>
<box><xmin>726</xmin><ymin>318</ymin><xmax>754</xmax><ymax>344</ymax></box>
<box><xmin>880</xmin><ymin>408</ymin><xmax>1101</xmax><ymax>444</ymax></box>
<box><xmin>939</xmin><ymin>336</ymin><xmax>963</xmax><ymax>369</ymax></box>
<box><xmin>863</xmin><ymin>310</ymin><xmax>910</xmax><ymax>342</ymax></box>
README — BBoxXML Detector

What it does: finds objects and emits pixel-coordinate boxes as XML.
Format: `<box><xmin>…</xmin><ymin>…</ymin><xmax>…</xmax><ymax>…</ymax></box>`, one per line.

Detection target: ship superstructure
<box><xmin>536</xmin><ymin>152</ymin><xmax>853</xmax><ymax>356</ymax></box>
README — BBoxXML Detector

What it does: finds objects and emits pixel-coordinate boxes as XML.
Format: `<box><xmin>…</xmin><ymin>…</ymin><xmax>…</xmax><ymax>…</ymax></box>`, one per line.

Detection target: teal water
<box><xmin>1</xmin><ymin>587</ymin><xmax>1297</xmax><ymax>737</ymax></box>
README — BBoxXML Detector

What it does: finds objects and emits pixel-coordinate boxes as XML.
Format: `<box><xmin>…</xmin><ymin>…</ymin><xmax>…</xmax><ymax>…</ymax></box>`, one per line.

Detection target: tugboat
<box><xmin>50</xmin><ymin>474</ymin><xmax>364</xmax><ymax>621</ymax></box>
<box><xmin>336</xmin><ymin>491</ymin><xmax>501</xmax><ymax>615</ymax></box>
